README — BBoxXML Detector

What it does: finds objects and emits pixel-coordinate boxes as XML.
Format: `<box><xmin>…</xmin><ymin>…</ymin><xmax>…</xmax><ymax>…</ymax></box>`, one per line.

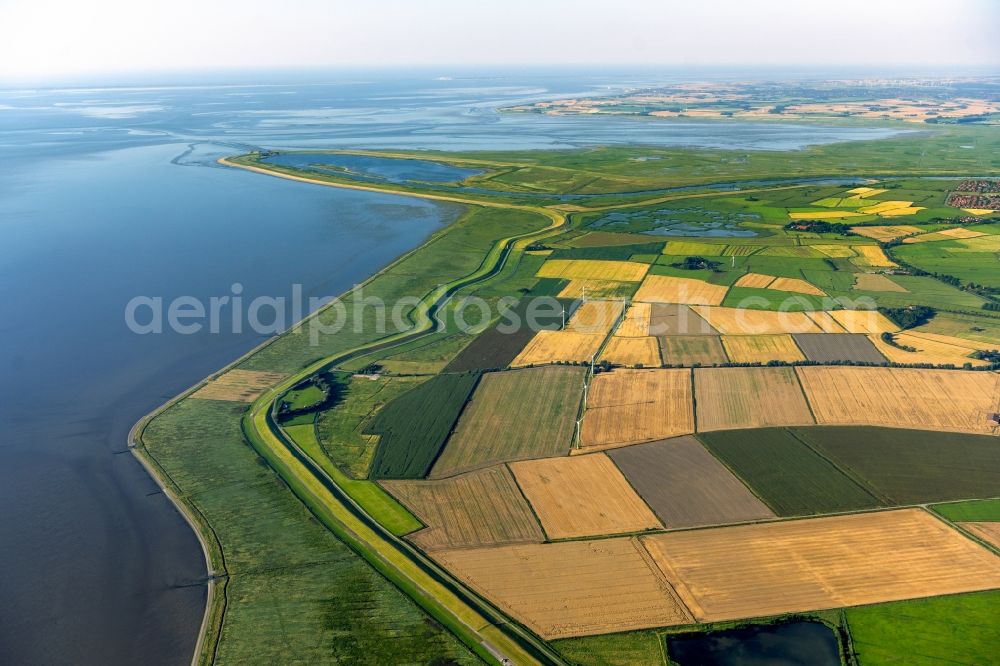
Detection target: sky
<box><xmin>1</xmin><ymin>0</ymin><xmax>999</xmax><ymax>82</ymax></box>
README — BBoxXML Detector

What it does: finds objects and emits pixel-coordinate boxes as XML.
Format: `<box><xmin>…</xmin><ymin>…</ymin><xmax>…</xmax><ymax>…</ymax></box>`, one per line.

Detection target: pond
<box><xmin>667</xmin><ymin>620</ymin><xmax>841</xmax><ymax>666</ymax></box>
<box><xmin>590</xmin><ymin>206</ymin><xmax>762</xmax><ymax>237</ymax></box>
<box><xmin>262</xmin><ymin>152</ymin><xmax>483</xmax><ymax>185</ymax></box>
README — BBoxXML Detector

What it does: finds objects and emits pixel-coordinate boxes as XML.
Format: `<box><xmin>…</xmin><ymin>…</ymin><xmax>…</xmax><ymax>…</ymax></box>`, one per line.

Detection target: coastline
<box><xmin>129</xmin><ymin>161</ymin><xmax>548</xmax><ymax>665</ymax></box>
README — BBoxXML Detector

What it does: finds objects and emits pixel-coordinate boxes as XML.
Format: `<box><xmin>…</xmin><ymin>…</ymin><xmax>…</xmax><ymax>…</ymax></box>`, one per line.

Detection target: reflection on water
<box><xmin>592</xmin><ymin>206</ymin><xmax>762</xmax><ymax>237</ymax></box>
<box><xmin>264</xmin><ymin>152</ymin><xmax>483</xmax><ymax>184</ymax></box>
<box><xmin>667</xmin><ymin>621</ymin><xmax>842</xmax><ymax>666</ymax></box>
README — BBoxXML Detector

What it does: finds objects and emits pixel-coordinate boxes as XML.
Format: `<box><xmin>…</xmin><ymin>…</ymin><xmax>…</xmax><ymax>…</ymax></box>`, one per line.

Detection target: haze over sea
<box><xmin>0</xmin><ymin>70</ymin><xmax>906</xmax><ymax>665</ymax></box>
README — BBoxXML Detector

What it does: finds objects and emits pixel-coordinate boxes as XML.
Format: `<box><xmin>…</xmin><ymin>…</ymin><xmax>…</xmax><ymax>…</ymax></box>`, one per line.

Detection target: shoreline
<box><xmin>129</xmin><ymin>160</ymin><xmax>529</xmax><ymax>665</ymax></box>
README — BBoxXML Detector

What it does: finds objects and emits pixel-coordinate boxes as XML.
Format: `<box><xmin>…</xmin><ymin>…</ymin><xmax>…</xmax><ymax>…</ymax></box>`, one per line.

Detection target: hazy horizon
<box><xmin>2</xmin><ymin>0</ymin><xmax>998</xmax><ymax>83</ymax></box>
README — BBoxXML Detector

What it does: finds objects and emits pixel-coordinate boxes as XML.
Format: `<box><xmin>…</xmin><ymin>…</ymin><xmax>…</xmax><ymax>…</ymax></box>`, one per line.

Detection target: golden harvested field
<box><xmin>768</xmin><ymin>277</ymin><xmax>826</xmax><ymax>296</ymax></box>
<box><xmin>510</xmin><ymin>454</ymin><xmax>662</xmax><ymax>539</ymax></box>
<box><xmin>659</xmin><ymin>335</ymin><xmax>729</xmax><ymax>366</ymax></box>
<box><xmin>690</xmin><ymin>306</ymin><xmax>823</xmax><ymax>335</ymax></box>
<box><xmin>190</xmin><ymin>369</ymin><xmax>287</xmax><ymax>402</ymax></box>
<box><xmin>805</xmin><ymin>311</ymin><xmax>847</xmax><ymax>333</ymax></box>
<box><xmin>564</xmin><ymin>300</ymin><xmax>625</xmax><ymax>334</ymax></box>
<box><xmin>796</xmin><ymin>366</ymin><xmax>1000</xmax><ymax>434</ymax></box>
<box><xmin>382</xmin><ymin>466</ymin><xmax>544</xmax><ymax>550</ymax></box>
<box><xmin>536</xmin><ymin>259</ymin><xmax>650</xmax><ymax>282</ymax></box>
<box><xmin>616</xmin><ymin>303</ymin><xmax>651</xmax><ymax>337</ymax></box>
<box><xmin>850</xmin><ymin>225</ymin><xmax>922</xmax><ymax>242</ymax></box>
<box><xmin>734</xmin><ymin>273</ymin><xmax>776</xmax><ymax>289</ymax></box>
<box><xmin>959</xmin><ymin>522</ymin><xmax>1000</xmax><ymax>550</ymax></box>
<box><xmin>961</xmin><ymin>208</ymin><xmax>996</xmax><ymax>216</ymax></box>
<box><xmin>511</xmin><ymin>330</ymin><xmax>605</xmax><ymax>366</ymax></box>
<box><xmin>721</xmin><ymin>334</ymin><xmax>806</xmax><ymax>363</ymax></box>
<box><xmin>558</xmin><ymin>278</ymin><xmax>635</xmax><ymax>300</ymax></box>
<box><xmin>854</xmin><ymin>273</ymin><xmax>908</xmax><ymax>292</ymax></box>
<box><xmin>694</xmin><ymin>367</ymin><xmax>815</xmax><ymax>432</ymax></box>
<box><xmin>901</xmin><ymin>229</ymin><xmax>972</xmax><ymax>244</ymax></box>
<box><xmin>431</xmin><ymin>366</ymin><xmax>584</xmax><ymax>477</ymax></box>
<box><xmin>851</xmin><ymin>245</ymin><xmax>897</xmax><ymax>268</ymax></box>
<box><xmin>600</xmin><ymin>336</ymin><xmax>662</xmax><ymax>367</ymax></box>
<box><xmin>955</xmin><ymin>234</ymin><xmax>1000</xmax><ymax>251</ymax></box>
<box><xmin>432</xmin><ymin>538</ymin><xmax>694</xmax><ymax>638</ymax></box>
<box><xmin>828</xmin><ymin>309</ymin><xmax>899</xmax><ymax>334</ymax></box>
<box><xmin>937</xmin><ymin>227</ymin><xmax>988</xmax><ymax>239</ymax></box>
<box><xmin>581</xmin><ymin>369</ymin><xmax>695</xmax><ymax>450</ymax></box>
<box><xmin>634</xmin><ymin>275</ymin><xmax>729</xmax><ymax>306</ymax></box>
<box><xmin>868</xmin><ymin>332</ymin><xmax>989</xmax><ymax>367</ymax></box>
<box><xmin>641</xmin><ymin>509</ymin><xmax>1000</xmax><ymax>623</ymax></box>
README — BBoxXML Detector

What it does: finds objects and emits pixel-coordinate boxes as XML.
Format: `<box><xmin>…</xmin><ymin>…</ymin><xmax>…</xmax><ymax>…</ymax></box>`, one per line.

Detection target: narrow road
<box><xmin>229</xmin><ymin>157</ymin><xmax>570</xmax><ymax>665</ymax></box>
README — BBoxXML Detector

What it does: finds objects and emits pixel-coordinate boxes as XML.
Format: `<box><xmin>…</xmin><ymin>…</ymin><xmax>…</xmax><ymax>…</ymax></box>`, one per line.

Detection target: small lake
<box><xmin>591</xmin><ymin>206</ymin><xmax>762</xmax><ymax>237</ymax></box>
<box><xmin>263</xmin><ymin>152</ymin><xmax>483</xmax><ymax>185</ymax></box>
<box><xmin>667</xmin><ymin>620</ymin><xmax>842</xmax><ymax>666</ymax></box>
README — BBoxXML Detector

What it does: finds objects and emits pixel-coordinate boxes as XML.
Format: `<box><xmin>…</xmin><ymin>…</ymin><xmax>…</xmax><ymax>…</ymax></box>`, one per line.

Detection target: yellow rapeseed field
<box><xmin>536</xmin><ymin>259</ymin><xmax>650</xmax><ymax>282</ymax></box>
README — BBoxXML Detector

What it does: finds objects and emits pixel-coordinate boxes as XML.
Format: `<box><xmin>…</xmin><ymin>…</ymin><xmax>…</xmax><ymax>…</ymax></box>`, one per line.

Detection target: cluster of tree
<box><xmin>784</xmin><ymin>220</ymin><xmax>853</xmax><ymax>235</ymax></box>
<box><xmin>878</xmin><ymin>305</ymin><xmax>936</xmax><ymax>329</ymax></box>
<box><xmin>671</xmin><ymin>256</ymin><xmax>722</xmax><ymax>271</ymax></box>
<box><xmin>277</xmin><ymin>372</ymin><xmax>344</xmax><ymax>421</ymax></box>
<box><xmin>880</xmin><ymin>331</ymin><xmax>918</xmax><ymax>352</ymax></box>
<box><xmin>971</xmin><ymin>349</ymin><xmax>1000</xmax><ymax>363</ymax></box>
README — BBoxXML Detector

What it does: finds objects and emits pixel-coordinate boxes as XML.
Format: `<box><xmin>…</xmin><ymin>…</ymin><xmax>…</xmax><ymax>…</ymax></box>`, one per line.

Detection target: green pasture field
<box><xmin>916</xmin><ymin>312</ymin><xmax>1000</xmax><ymax>346</ymax></box>
<box><xmin>553</xmin><ymin>630</ymin><xmax>665</xmax><ymax>666</ymax></box>
<box><xmin>283</xmin><ymin>423</ymin><xmax>422</xmax><ymax>535</ymax></box>
<box><xmin>891</xmin><ymin>231</ymin><xmax>1000</xmax><ymax>288</ymax></box>
<box><xmin>846</xmin><ymin>591</ymin><xmax>1000</xmax><ymax>666</ymax></box>
<box><xmin>314</xmin><ymin>374</ymin><xmax>427</xmax><ymax>478</ymax></box>
<box><xmin>795</xmin><ymin>427</ymin><xmax>1000</xmax><ymax>504</ymax></box>
<box><xmin>366</xmin><ymin>373</ymin><xmax>481</xmax><ymax>479</ymax></box>
<box><xmin>139</xmin><ymin>398</ymin><xmax>473</xmax><ymax>664</ymax></box>
<box><xmin>932</xmin><ymin>498</ymin><xmax>1000</xmax><ymax>522</ymax></box>
<box><xmin>722</xmin><ymin>287</ymin><xmax>829</xmax><ymax>311</ymax></box>
<box><xmin>697</xmin><ymin>428</ymin><xmax>882</xmax><ymax>516</ymax></box>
